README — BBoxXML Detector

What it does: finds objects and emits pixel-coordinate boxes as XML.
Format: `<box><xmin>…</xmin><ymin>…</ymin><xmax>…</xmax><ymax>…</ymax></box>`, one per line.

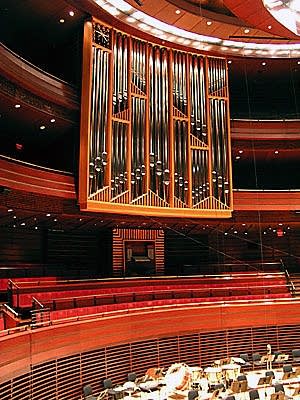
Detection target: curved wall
<box><xmin>1</xmin><ymin>300</ymin><xmax>300</xmax><ymax>399</ymax></box>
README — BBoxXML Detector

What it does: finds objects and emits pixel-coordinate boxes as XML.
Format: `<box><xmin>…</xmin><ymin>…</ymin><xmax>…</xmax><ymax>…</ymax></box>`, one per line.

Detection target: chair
<box><xmin>266</xmin><ymin>370</ymin><xmax>275</xmax><ymax>378</ymax></box>
<box><xmin>103</xmin><ymin>379</ymin><xmax>123</xmax><ymax>400</ymax></box>
<box><xmin>249</xmin><ymin>389</ymin><xmax>260</xmax><ymax>400</ymax></box>
<box><xmin>188</xmin><ymin>390</ymin><xmax>199</xmax><ymax>400</ymax></box>
<box><xmin>239</xmin><ymin>353</ymin><xmax>252</xmax><ymax>367</ymax></box>
<box><xmin>224</xmin><ymin>397</ymin><xmax>235</xmax><ymax>400</ymax></box>
<box><xmin>237</xmin><ymin>375</ymin><xmax>247</xmax><ymax>381</ymax></box>
<box><xmin>293</xmin><ymin>349</ymin><xmax>300</xmax><ymax>363</ymax></box>
<box><xmin>283</xmin><ymin>364</ymin><xmax>293</xmax><ymax>373</ymax></box>
<box><xmin>274</xmin><ymin>383</ymin><xmax>285</xmax><ymax>393</ymax></box>
<box><xmin>83</xmin><ymin>385</ymin><xmax>93</xmax><ymax>397</ymax></box>
<box><xmin>229</xmin><ymin>381</ymin><xmax>240</xmax><ymax>394</ymax></box>
<box><xmin>239</xmin><ymin>380</ymin><xmax>248</xmax><ymax>393</ymax></box>
<box><xmin>128</xmin><ymin>373</ymin><xmax>137</xmax><ymax>382</ymax></box>
<box><xmin>252</xmin><ymin>353</ymin><xmax>263</xmax><ymax>366</ymax></box>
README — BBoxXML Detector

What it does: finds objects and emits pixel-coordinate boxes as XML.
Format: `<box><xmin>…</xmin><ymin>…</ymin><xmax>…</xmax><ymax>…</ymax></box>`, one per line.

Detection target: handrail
<box><xmin>1</xmin><ymin>303</ymin><xmax>19</xmax><ymax>318</ymax></box>
<box><xmin>280</xmin><ymin>259</ymin><xmax>296</xmax><ymax>296</ymax></box>
<box><xmin>9</xmin><ymin>272</ymin><xmax>285</xmax><ymax>287</ymax></box>
<box><xmin>1</xmin><ymin>295</ymin><xmax>299</xmax><ymax>336</ymax></box>
<box><xmin>32</xmin><ymin>297</ymin><xmax>44</xmax><ymax>309</ymax></box>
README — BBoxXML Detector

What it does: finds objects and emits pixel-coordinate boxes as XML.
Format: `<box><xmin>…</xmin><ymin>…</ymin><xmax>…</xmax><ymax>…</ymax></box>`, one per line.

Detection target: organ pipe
<box><xmin>79</xmin><ymin>19</ymin><xmax>232</xmax><ymax>217</ymax></box>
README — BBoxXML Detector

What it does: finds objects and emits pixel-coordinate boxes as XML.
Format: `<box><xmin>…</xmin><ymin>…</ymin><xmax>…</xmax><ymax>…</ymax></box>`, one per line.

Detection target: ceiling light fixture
<box><xmin>40</xmin><ymin>125</ymin><xmax>46</xmax><ymax>130</ymax></box>
<box><xmin>69</xmin><ymin>11</ymin><xmax>75</xmax><ymax>16</ymax></box>
<box><xmin>59</xmin><ymin>19</ymin><xmax>65</xmax><ymax>23</ymax></box>
<box><xmin>206</xmin><ymin>21</ymin><xmax>212</xmax><ymax>26</ymax></box>
<box><xmin>274</xmin><ymin>150</ymin><xmax>279</xmax><ymax>154</ymax></box>
<box><xmin>228</xmin><ymin>60</ymin><xmax>232</xmax><ymax>64</ymax></box>
<box><xmin>268</xmin><ymin>25</ymin><xmax>272</xmax><ymax>29</ymax></box>
<box><xmin>175</xmin><ymin>9</ymin><xmax>181</xmax><ymax>14</ymax></box>
<box><xmin>262</xmin><ymin>61</ymin><xmax>267</xmax><ymax>65</ymax></box>
<box><xmin>50</xmin><ymin>118</ymin><xmax>56</xmax><ymax>123</ymax></box>
<box><xmin>239</xmin><ymin>150</ymin><xmax>244</xmax><ymax>154</ymax></box>
<box><xmin>15</xmin><ymin>104</ymin><xmax>21</xmax><ymax>108</ymax></box>
<box><xmin>244</xmin><ymin>29</ymin><xmax>250</xmax><ymax>33</ymax></box>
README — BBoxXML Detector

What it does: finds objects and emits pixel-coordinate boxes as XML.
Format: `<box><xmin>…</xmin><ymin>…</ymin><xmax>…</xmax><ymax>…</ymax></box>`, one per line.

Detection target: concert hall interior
<box><xmin>1</xmin><ymin>0</ymin><xmax>300</xmax><ymax>399</ymax></box>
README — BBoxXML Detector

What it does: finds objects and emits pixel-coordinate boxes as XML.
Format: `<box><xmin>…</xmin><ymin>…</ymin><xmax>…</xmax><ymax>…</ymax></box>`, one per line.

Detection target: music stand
<box><xmin>276</xmin><ymin>354</ymin><xmax>289</xmax><ymax>364</ymax></box>
<box><xmin>258</xmin><ymin>376</ymin><xmax>272</xmax><ymax>386</ymax></box>
<box><xmin>261</xmin><ymin>354</ymin><xmax>275</xmax><ymax>370</ymax></box>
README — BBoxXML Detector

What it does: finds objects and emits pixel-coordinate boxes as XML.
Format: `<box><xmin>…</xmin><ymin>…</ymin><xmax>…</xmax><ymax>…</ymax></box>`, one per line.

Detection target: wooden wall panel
<box><xmin>2</xmin><ymin>317</ymin><xmax>300</xmax><ymax>399</ymax></box>
<box><xmin>47</xmin><ymin>231</ymin><xmax>101</xmax><ymax>275</ymax></box>
<box><xmin>0</xmin><ymin>227</ymin><xmax>42</xmax><ymax>264</ymax></box>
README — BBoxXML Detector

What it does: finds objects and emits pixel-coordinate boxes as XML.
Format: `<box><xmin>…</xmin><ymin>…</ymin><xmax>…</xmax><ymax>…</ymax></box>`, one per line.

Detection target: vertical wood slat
<box><xmin>2</xmin><ymin>323</ymin><xmax>300</xmax><ymax>400</ymax></box>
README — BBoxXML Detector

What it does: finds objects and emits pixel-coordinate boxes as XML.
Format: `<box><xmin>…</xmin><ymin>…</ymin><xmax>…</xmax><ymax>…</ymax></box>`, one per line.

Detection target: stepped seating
<box><xmin>8</xmin><ymin>273</ymin><xmax>289</xmax><ymax>309</ymax></box>
<box><xmin>50</xmin><ymin>292</ymin><xmax>291</xmax><ymax>321</ymax></box>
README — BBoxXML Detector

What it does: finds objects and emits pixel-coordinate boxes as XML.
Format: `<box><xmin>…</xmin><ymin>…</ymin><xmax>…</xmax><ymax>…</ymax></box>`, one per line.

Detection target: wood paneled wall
<box><xmin>112</xmin><ymin>228</ymin><xmax>164</xmax><ymax>276</ymax></box>
<box><xmin>1</xmin><ymin>301</ymin><xmax>300</xmax><ymax>399</ymax></box>
<box><xmin>0</xmin><ymin>227</ymin><xmax>42</xmax><ymax>264</ymax></box>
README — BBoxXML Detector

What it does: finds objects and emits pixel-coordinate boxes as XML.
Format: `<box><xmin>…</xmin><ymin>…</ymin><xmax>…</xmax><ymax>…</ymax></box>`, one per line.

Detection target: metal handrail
<box><xmin>280</xmin><ymin>259</ymin><xmax>296</xmax><ymax>296</ymax></box>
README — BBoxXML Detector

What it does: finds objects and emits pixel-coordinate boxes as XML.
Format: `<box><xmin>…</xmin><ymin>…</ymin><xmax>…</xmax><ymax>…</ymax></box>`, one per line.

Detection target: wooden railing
<box><xmin>0</xmin><ymin>155</ymin><xmax>76</xmax><ymax>198</ymax></box>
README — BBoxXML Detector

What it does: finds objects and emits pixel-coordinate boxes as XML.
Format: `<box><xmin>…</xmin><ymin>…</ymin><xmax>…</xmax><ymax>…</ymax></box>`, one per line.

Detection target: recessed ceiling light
<box><xmin>298</xmin><ymin>61</ymin><xmax>300</xmax><ymax>65</ymax></box>
<box><xmin>175</xmin><ymin>9</ymin><xmax>181</xmax><ymax>14</ymax></box>
<box><xmin>207</xmin><ymin>21</ymin><xmax>212</xmax><ymax>26</ymax></box>
<box><xmin>262</xmin><ymin>62</ymin><xmax>266</xmax><ymax>66</ymax></box>
<box><xmin>21</xmin><ymin>222</ymin><xmax>25</xmax><ymax>226</ymax></box>
<box><xmin>15</xmin><ymin>104</ymin><xmax>21</xmax><ymax>108</ymax></box>
<box><xmin>35</xmin><ymin>226</ymin><xmax>38</xmax><ymax>230</ymax></box>
<box><xmin>244</xmin><ymin>232</ymin><xmax>248</xmax><ymax>235</ymax></box>
<box><xmin>59</xmin><ymin>18</ymin><xmax>65</xmax><ymax>23</ymax></box>
<box><xmin>238</xmin><ymin>150</ymin><xmax>243</xmax><ymax>154</ymax></box>
<box><xmin>234</xmin><ymin>230</ymin><xmax>238</xmax><ymax>234</ymax></box>
<box><xmin>13</xmin><ymin>215</ymin><xmax>17</xmax><ymax>219</ymax></box>
<box><xmin>8</xmin><ymin>209</ymin><xmax>13</xmax><ymax>212</ymax></box>
<box><xmin>242</xmin><ymin>223</ymin><xmax>246</xmax><ymax>226</ymax></box>
<box><xmin>46</xmin><ymin>213</ymin><xmax>51</xmax><ymax>217</ymax></box>
<box><xmin>224</xmin><ymin>232</ymin><xmax>228</xmax><ymax>236</ymax></box>
<box><xmin>50</xmin><ymin>118</ymin><xmax>56</xmax><ymax>123</ymax></box>
<box><xmin>235</xmin><ymin>156</ymin><xmax>240</xmax><ymax>160</ymax></box>
<box><xmin>268</xmin><ymin>25</ymin><xmax>272</xmax><ymax>29</ymax></box>
<box><xmin>244</xmin><ymin>29</ymin><xmax>250</xmax><ymax>34</ymax></box>
<box><xmin>54</xmin><ymin>218</ymin><xmax>58</xmax><ymax>222</ymax></box>
<box><xmin>69</xmin><ymin>11</ymin><xmax>74</xmax><ymax>16</ymax></box>
<box><xmin>274</xmin><ymin>150</ymin><xmax>279</xmax><ymax>154</ymax></box>
<box><xmin>228</xmin><ymin>60</ymin><xmax>232</xmax><ymax>64</ymax></box>
<box><xmin>40</xmin><ymin>125</ymin><xmax>46</xmax><ymax>130</ymax></box>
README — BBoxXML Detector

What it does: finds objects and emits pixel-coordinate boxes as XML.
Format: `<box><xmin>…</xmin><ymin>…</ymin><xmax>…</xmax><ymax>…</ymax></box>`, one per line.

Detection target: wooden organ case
<box><xmin>79</xmin><ymin>19</ymin><xmax>233</xmax><ymax>218</ymax></box>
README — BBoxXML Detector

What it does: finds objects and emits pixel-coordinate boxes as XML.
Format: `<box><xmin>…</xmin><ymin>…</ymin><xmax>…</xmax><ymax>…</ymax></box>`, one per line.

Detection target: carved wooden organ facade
<box><xmin>79</xmin><ymin>19</ymin><xmax>233</xmax><ymax>218</ymax></box>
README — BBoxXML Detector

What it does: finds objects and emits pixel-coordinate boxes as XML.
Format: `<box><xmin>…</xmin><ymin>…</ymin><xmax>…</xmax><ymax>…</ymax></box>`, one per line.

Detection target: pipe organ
<box><xmin>79</xmin><ymin>19</ymin><xmax>232</xmax><ymax>218</ymax></box>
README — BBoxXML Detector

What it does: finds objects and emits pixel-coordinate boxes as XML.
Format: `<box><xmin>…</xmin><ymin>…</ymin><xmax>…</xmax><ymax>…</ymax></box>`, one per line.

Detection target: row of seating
<box><xmin>9</xmin><ymin>275</ymin><xmax>289</xmax><ymax>309</ymax></box>
<box><xmin>49</xmin><ymin>292</ymin><xmax>291</xmax><ymax>321</ymax></box>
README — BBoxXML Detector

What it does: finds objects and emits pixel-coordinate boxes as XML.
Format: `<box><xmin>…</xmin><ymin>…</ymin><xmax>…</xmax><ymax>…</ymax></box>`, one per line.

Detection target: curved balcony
<box><xmin>0</xmin><ymin>42</ymin><xmax>79</xmax><ymax>111</ymax></box>
<box><xmin>0</xmin><ymin>155</ymin><xmax>76</xmax><ymax>199</ymax></box>
<box><xmin>1</xmin><ymin>298</ymin><xmax>300</xmax><ymax>398</ymax></box>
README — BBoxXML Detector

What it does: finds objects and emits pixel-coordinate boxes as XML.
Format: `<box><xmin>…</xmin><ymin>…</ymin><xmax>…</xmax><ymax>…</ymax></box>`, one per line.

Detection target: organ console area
<box><xmin>96</xmin><ymin>356</ymin><xmax>300</xmax><ymax>400</ymax></box>
<box><xmin>79</xmin><ymin>18</ymin><xmax>232</xmax><ymax>218</ymax></box>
